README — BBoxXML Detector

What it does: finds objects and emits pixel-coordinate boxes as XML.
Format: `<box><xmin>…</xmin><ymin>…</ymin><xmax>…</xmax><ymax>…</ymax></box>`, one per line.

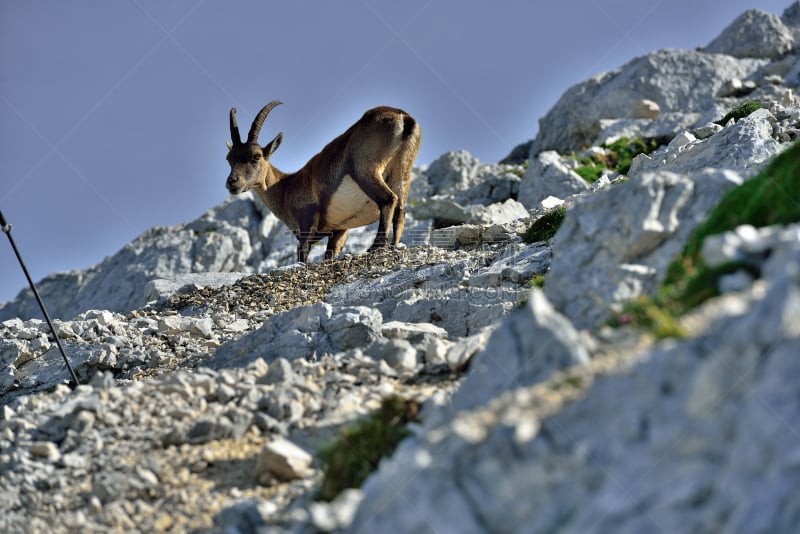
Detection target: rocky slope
<box><xmin>2</xmin><ymin>4</ymin><xmax>800</xmax><ymax>533</ymax></box>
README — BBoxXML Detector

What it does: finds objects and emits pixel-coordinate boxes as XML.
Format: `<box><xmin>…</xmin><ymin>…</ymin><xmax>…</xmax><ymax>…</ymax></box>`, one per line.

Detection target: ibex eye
<box><xmin>251</xmin><ymin>155</ymin><xmax>261</xmax><ymax>164</ymax></box>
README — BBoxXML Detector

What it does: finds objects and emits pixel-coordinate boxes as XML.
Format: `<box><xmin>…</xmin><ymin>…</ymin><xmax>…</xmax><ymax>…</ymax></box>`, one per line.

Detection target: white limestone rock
<box><xmin>518</xmin><ymin>150</ymin><xmax>590</xmax><ymax>208</ymax></box>
<box><xmin>255</xmin><ymin>438</ymin><xmax>314</xmax><ymax>484</ymax></box>
<box><xmin>628</xmin><ymin>109</ymin><xmax>783</xmax><ymax>179</ymax></box>
<box><xmin>531</xmin><ymin>49</ymin><xmax>767</xmax><ymax>155</ymax></box>
<box><xmin>631</xmin><ymin>98</ymin><xmax>660</xmax><ymax>119</ymax></box>
<box><xmin>544</xmin><ymin>169</ymin><xmax>742</xmax><ymax>329</ymax></box>
<box><xmin>349</xmin><ymin>235</ymin><xmax>800</xmax><ymax>534</ymax></box>
<box><xmin>705</xmin><ymin>9</ymin><xmax>795</xmax><ymax>59</ymax></box>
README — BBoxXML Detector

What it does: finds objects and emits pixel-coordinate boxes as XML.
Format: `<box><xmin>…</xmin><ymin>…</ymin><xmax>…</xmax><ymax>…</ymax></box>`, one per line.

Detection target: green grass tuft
<box><xmin>573</xmin><ymin>137</ymin><xmax>660</xmax><ymax>183</ymax></box>
<box><xmin>318</xmin><ymin>396</ymin><xmax>420</xmax><ymax>501</ymax></box>
<box><xmin>608</xmin><ymin>295</ymin><xmax>687</xmax><ymax>339</ymax></box>
<box><xmin>524</xmin><ymin>205</ymin><xmax>567</xmax><ymax>243</ymax></box>
<box><xmin>575</xmin><ymin>161</ymin><xmax>605</xmax><ymax>183</ymax></box>
<box><xmin>528</xmin><ymin>274</ymin><xmax>546</xmax><ymax>288</ymax></box>
<box><xmin>604</xmin><ymin>137</ymin><xmax>660</xmax><ymax>175</ymax></box>
<box><xmin>714</xmin><ymin>100</ymin><xmax>762</xmax><ymax>126</ymax></box>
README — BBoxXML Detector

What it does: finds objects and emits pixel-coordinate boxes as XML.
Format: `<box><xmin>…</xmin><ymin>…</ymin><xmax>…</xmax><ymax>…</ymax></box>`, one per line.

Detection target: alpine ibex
<box><xmin>225</xmin><ymin>101</ymin><xmax>421</xmax><ymax>263</ymax></box>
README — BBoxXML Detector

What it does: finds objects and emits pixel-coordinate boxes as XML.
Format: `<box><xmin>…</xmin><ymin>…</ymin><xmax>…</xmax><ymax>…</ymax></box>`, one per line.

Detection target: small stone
<box><xmin>225</xmin><ymin>318</ymin><xmax>250</xmax><ymax>333</ymax></box>
<box><xmin>63</xmin><ymin>510</ymin><xmax>87</xmax><ymax>529</ymax></box>
<box><xmin>539</xmin><ymin>196</ymin><xmax>565</xmax><ymax>210</ymax></box>
<box><xmin>368</xmin><ymin>339</ymin><xmax>418</xmax><ymax>372</ymax></box>
<box><xmin>627</xmin><ymin>152</ymin><xmax>651</xmax><ymax>176</ymax></box>
<box><xmin>186</xmin><ymin>317</ymin><xmax>215</xmax><ymax>338</ymax></box>
<box><xmin>157</xmin><ymin>316</ymin><xmax>184</xmax><ymax>335</ymax></box>
<box><xmin>136</xmin><ymin>467</ymin><xmax>160</xmax><ymax>487</ymax></box>
<box><xmin>89</xmin><ymin>371</ymin><xmax>116</xmax><ymax>389</ymax></box>
<box><xmin>310</xmin><ymin>488</ymin><xmax>364</xmax><ymax>531</ymax></box>
<box><xmin>424</xmin><ymin>338</ymin><xmax>454</xmax><ymax>367</ymax></box>
<box><xmin>260</xmin><ymin>357</ymin><xmax>296</xmax><ymax>385</ymax></box>
<box><xmin>377</xmin><ymin>359</ymin><xmax>399</xmax><ymax>377</ymax></box>
<box><xmin>214</xmin><ymin>499</ymin><xmax>277</xmax><ymax>531</ymax></box>
<box><xmin>153</xmin><ymin>514</ymin><xmax>173</xmax><ymax>531</ymax></box>
<box><xmin>381</xmin><ymin>321</ymin><xmax>448</xmax><ymax>343</ymax></box>
<box><xmin>668</xmin><ymin>130</ymin><xmax>696</xmax><ymax>150</ymax></box>
<box><xmin>718</xmin><ymin>270</ymin><xmax>755</xmax><ymax>294</ymax></box>
<box><xmin>735</xmin><ymin>224</ymin><xmax>769</xmax><ymax>254</ymax></box>
<box><xmin>28</xmin><ymin>334</ymin><xmax>51</xmax><ymax>353</ymax></box>
<box><xmin>58</xmin><ymin>452</ymin><xmax>88</xmax><ymax>469</ymax></box>
<box><xmin>632</xmin><ymin>98</ymin><xmax>660</xmax><ymax>119</ymax></box>
<box><xmin>483</xmin><ymin>224</ymin><xmax>515</xmax><ymax>243</ymax></box>
<box><xmin>30</xmin><ymin>441</ymin><xmax>60</xmax><ymax>461</ymax></box>
<box><xmin>716</xmin><ymin>78</ymin><xmax>756</xmax><ymax>97</ymax></box>
<box><xmin>702</xmin><ymin>232</ymin><xmax>743</xmax><ymax>268</ymax></box>
<box><xmin>693</xmin><ymin>123</ymin><xmax>723</xmax><ymax>139</ymax></box>
<box><xmin>91</xmin><ymin>310</ymin><xmax>117</xmax><ymax>327</ymax></box>
<box><xmin>1</xmin><ymin>404</ymin><xmax>15</xmax><ymax>420</ymax></box>
<box><xmin>255</xmin><ymin>438</ymin><xmax>313</xmax><ymax>484</ymax></box>
<box><xmin>88</xmin><ymin>495</ymin><xmax>102</xmax><ymax>515</ymax></box>
<box><xmin>0</xmin><ymin>366</ymin><xmax>17</xmax><ymax>391</ymax></box>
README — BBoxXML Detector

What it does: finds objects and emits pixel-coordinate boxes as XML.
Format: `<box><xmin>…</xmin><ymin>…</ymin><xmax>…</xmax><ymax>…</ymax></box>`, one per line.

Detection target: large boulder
<box><xmin>628</xmin><ymin>108</ymin><xmax>784</xmax><ymax>179</ymax></box>
<box><xmin>442</xmin><ymin>289</ymin><xmax>589</xmax><ymax>416</ymax></box>
<box><xmin>530</xmin><ymin>49</ymin><xmax>767</xmax><ymax>155</ymax></box>
<box><xmin>785</xmin><ymin>2</ymin><xmax>800</xmax><ymax>47</ymax></box>
<box><xmin>328</xmin><ymin>243</ymin><xmax>551</xmax><ymax>337</ymax></box>
<box><xmin>518</xmin><ymin>151</ymin><xmax>590</xmax><ymax>208</ymax></box>
<box><xmin>408</xmin><ymin>150</ymin><xmax>524</xmax><ymax>228</ymax></box>
<box><xmin>422</xmin><ymin>150</ymin><xmax>485</xmax><ymax>196</ymax></box>
<box><xmin>207</xmin><ymin>303</ymin><xmax>383</xmax><ymax>370</ymax></box>
<box><xmin>0</xmin><ymin>194</ymin><xmax>267</xmax><ymax>321</ymax></box>
<box><xmin>704</xmin><ymin>9</ymin><xmax>795</xmax><ymax>59</ymax></box>
<box><xmin>544</xmin><ymin>169</ymin><xmax>742</xmax><ymax>329</ymax></box>
<box><xmin>348</xmin><ymin>231</ymin><xmax>800</xmax><ymax>534</ymax></box>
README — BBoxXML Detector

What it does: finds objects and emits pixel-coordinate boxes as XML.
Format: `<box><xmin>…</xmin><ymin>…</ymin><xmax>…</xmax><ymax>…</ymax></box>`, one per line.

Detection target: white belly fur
<box><xmin>326</xmin><ymin>175</ymin><xmax>380</xmax><ymax>229</ymax></box>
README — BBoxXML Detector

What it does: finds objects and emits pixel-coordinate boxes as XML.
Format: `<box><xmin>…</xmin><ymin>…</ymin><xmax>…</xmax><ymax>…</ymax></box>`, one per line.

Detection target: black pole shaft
<box><xmin>1</xmin><ymin>210</ymin><xmax>80</xmax><ymax>388</ymax></box>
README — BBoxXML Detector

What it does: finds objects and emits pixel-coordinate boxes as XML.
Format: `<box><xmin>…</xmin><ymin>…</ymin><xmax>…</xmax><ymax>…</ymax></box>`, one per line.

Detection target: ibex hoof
<box><xmin>368</xmin><ymin>242</ymin><xmax>389</xmax><ymax>253</ymax></box>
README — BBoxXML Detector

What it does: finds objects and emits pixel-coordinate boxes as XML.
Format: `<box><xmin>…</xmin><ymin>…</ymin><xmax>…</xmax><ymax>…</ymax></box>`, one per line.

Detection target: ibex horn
<box><xmin>230</xmin><ymin>108</ymin><xmax>242</xmax><ymax>146</ymax></box>
<box><xmin>247</xmin><ymin>100</ymin><xmax>283</xmax><ymax>144</ymax></box>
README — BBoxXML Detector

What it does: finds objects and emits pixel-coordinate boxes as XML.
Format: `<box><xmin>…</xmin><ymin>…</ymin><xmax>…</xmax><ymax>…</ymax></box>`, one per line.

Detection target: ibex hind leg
<box><xmin>352</xmin><ymin>172</ymin><xmax>398</xmax><ymax>252</ymax></box>
<box><xmin>385</xmin><ymin>160</ymin><xmax>411</xmax><ymax>247</ymax></box>
<box><xmin>391</xmin><ymin>204</ymin><xmax>405</xmax><ymax>246</ymax></box>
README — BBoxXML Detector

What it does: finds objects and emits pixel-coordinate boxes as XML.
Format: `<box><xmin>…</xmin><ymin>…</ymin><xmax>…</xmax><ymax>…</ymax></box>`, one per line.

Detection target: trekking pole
<box><xmin>1</xmin><ymin>209</ymin><xmax>80</xmax><ymax>388</ymax></box>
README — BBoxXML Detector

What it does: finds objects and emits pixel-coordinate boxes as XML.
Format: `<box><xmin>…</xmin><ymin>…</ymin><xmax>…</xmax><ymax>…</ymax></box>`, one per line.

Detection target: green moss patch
<box><xmin>524</xmin><ymin>205</ymin><xmax>567</xmax><ymax>243</ymax></box>
<box><xmin>318</xmin><ymin>396</ymin><xmax>420</xmax><ymax>501</ymax></box>
<box><xmin>714</xmin><ymin>100</ymin><xmax>762</xmax><ymax>126</ymax></box>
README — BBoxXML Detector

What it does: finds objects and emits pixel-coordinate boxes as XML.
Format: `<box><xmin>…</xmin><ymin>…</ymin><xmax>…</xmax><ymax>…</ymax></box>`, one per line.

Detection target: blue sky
<box><xmin>0</xmin><ymin>1</ymin><xmax>793</xmax><ymax>303</ymax></box>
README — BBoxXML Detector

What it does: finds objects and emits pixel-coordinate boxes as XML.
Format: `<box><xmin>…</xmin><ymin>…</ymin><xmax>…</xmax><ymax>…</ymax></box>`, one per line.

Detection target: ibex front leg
<box><xmin>296</xmin><ymin>232</ymin><xmax>315</xmax><ymax>263</ymax></box>
<box><xmin>295</xmin><ymin>209</ymin><xmax>322</xmax><ymax>263</ymax></box>
<box><xmin>325</xmin><ymin>229</ymin><xmax>349</xmax><ymax>260</ymax></box>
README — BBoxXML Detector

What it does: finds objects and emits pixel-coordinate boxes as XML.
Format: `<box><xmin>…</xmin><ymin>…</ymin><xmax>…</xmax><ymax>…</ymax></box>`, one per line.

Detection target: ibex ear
<box><xmin>264</xmin><ymin>132</ymin><xmax>283</xmax><ymax>159</ymax></box>
<box><xmin>226</xmin><ymin>141</ymin><xmax>233</xmax><ymax>150</ymax></box>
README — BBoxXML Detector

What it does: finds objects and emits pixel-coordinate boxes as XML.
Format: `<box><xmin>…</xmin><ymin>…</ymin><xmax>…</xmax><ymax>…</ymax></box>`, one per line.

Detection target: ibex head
<box><xmin>225</xmin><ymin>100</ymin><xmax>284</xmax><ymax>195</ymax></box>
